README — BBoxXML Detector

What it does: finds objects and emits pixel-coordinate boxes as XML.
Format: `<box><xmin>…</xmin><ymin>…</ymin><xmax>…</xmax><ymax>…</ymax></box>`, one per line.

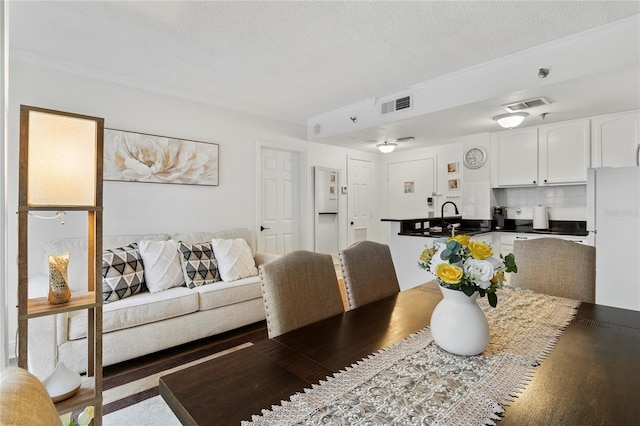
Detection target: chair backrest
<box><xmin>259</xmin><ymin>250</ymin><xmax>344</xmax><ymax>338</ymax></box>
<box><xmin>0</xmin><ymin>367</ymin><xmax>61</xmax><ymax>425</ymax></box>
<box><xmin>338</xmin><ymin>240</ymin><xmax>401</xmax><ymax>309</ymax></box>
<box><xmin>511</xmin><ymin>238</ymin><xmax>595</xmax><ymax>303</ymax></box>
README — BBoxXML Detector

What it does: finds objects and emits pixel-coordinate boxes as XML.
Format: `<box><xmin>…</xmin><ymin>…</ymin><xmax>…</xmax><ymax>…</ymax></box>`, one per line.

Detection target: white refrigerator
<box><xmin>587</xmin><ymin>167</ymin><xmax>640</xmax><ymax>311</ymax></box>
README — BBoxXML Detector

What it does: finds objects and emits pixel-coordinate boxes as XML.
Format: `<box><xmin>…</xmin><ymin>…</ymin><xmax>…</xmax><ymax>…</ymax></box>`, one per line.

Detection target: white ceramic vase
<box><xmin>430</xmin><ymin>286</ymin><xmax>490</xmax><ymax>356</ymax></box>
<box><xmin>43</xmin><ymin>361</ymin><xmax>82</xmax><ymax>402</ymax></box>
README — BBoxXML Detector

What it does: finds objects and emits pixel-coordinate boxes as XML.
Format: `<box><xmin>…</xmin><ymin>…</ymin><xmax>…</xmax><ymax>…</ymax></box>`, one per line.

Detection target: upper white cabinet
<box><xmin>493</xmin><ymin>128</ymin><xmax>539</xmax><ymax>186</ymax></box>
<box><xmin>492</xmin><ymin>119</ymin><xmax>590</xmax><ymax>187</ymax></box>
<box><xmin>591</xmin><ymin>110</ymin><xmax>640</xmax><ymax>167</ymax></box>
<box><xmin>539</xmin><ymin>119</ymin><xmax>590</xmax><ymax>184</ymax></box>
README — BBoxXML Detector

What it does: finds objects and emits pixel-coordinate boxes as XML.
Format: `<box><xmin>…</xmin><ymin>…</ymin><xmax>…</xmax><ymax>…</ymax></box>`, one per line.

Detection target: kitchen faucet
<box><xmin>441</xmin><ymin>201</ymin><xmax>459</xmax><ymax>228</ymax></box>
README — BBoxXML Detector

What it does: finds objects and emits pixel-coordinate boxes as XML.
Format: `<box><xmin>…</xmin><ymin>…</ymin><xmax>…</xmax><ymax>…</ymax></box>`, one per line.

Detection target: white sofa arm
<box><xmin>27</xmin><ymin>315</ymin><xmax>58</xmax><ymax>381</ymax></box>
<box><xmin>27</xmin><ymin>275</ymin><xmax>60</xmax><ymax>380</ymax></box>
<box><xmin>254</xmin><ymin>252</ymin><xmax>281</xmax><ymax>267</ymax></box>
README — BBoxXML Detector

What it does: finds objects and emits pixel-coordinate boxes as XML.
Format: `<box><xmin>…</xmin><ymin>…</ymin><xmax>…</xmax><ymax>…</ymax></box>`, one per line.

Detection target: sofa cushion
<box><xmin>138</xmin><ymin>239</ymin><xmax>185</xmax><ymax>292</ymax></box>
<box><xmin>102</xmin><ymin>243</ymin><xmax>146</xmax><ymax>303</ymax></box>
<box><xmin>43</xmin><ymin>233</ymin><xmax>169</xmax><ymax>292</ymax></box>
<box><xmin>211</xmin><ymin>238</ymin><xmax>258</xmax><ymax>282</ymax></box>
<box><xmin>177</xmin><ymin>241</ymin><xmax>221</xmax><ymax>288</ymax></box>
<box><xmin>68</xmin><ymin>287</ymin><xmax>198</xmax><ymax>339</ymax></box>
<box><xmin>195</xmin><ymin>275</ymin><xmax>262</xmax><ymax>311</ymax></box>
<box><xmin>171</xmin><ymin>227</ymin><xmax>256</xmax><ymax>256</ymax></box>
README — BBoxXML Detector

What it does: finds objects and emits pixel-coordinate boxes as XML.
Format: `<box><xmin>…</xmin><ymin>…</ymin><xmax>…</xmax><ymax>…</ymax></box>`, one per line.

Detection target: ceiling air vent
<box><xmin>503</xmin><ymin>97</ymin><xmax>551</xmax><ymax>112</ymax></box>
<box><xmin>381</xmin><ymin>95</ymin><xmax>412</xmax><ymax>115</ymax></box>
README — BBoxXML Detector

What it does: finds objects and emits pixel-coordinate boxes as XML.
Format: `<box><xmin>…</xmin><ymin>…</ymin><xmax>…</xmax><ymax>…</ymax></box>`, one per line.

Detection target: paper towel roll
<box><xmin>533</xmin><ymin>205</ymin><xmax>548</xmax><ymax>229</ymax></box>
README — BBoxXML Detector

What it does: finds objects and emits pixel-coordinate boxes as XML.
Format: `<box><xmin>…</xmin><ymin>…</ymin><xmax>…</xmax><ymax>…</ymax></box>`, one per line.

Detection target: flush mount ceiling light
<box><xmin>377</xmin><ymin>141</ymin><xmax>398</xmax><ymax>153</ymax></box>
<box><xmin>493</xmin><ymin>112</ymin><xmax>529</xmax><ymax>129</ymax></box>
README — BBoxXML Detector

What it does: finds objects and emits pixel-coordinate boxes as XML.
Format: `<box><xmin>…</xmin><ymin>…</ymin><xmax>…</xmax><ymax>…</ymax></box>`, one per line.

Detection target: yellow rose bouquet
<box><xmin>418</xmin><ymin>235</ymin><xmax>517</xmax><ymax>307</ymax></box>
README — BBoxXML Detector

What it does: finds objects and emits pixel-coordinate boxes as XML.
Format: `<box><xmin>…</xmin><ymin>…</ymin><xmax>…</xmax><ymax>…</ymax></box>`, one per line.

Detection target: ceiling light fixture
<box><xmin>493</xmin><ymin>112</ymin><xmax>529</xmax><ymax>129</ymax></box>
<box><xmin>377</xmin><ymin>141</ymin><xmax>397</xmax><ymax>153</ymax></box>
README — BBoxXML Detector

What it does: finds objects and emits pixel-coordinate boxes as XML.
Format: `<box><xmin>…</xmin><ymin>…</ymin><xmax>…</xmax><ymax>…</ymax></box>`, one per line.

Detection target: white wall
<box><xmin>376</xmin><ymin>142</ymin><xmax>464</xmax><ymax>243</ymax></box>
<box><xmin>5</xmin><ymin>61</ymin><xmax>309</xmax><ymax>356</ymax></box>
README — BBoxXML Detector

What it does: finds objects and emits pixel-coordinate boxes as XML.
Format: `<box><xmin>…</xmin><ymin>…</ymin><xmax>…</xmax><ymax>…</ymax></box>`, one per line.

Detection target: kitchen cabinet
<box><xmin>492</xmin><ymin>119</ymin><xmax>590</xmax><ymax>187</ymax></box>
<box><xmin>539</xmin><ymin>119</ymin><xmax>590</xmax><ymax>184</ymax></box>
<box><xmin>500</xmin><ymin>233</ymin><xmax>590</xmax><ymax>254</ymax></box>
<box><xmin>471</xmin><ymin>232</ymin><xmax>494</xmax><ymax>246</ymax></box>
<box><xmin>591</xmin><ymin>110</ymin><xmax>640</xmax><ymax>167</ymax></box>
<box><xmin>493</xmin><ymin>128</ymin><xmax>539</xmax><ymax>186</ymax></box>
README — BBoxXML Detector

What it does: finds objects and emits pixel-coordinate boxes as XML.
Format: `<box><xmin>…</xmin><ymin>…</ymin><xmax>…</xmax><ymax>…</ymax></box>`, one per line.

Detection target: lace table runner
<box><xmin>245</xmin><ymin>289</ymin><xmax>579</xmax><ymax>426</ymax></box>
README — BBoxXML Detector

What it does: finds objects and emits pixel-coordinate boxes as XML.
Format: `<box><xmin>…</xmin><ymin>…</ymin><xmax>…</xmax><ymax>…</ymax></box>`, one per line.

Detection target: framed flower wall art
<box><xmin>104</xmin><ymin>129</ymin><xmax>219</xmax><ymax>186</ymax></box>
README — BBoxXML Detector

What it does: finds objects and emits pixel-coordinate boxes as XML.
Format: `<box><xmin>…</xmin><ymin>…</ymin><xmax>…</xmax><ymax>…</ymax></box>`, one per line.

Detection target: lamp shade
<box><xmin>377</xmin><ymin>142</ymin><xmax>397</xmax><ymax>153</ymax></box>
<box><xmin>25</xmin><ymin>109</ymin><xmax>99</xmax><ymax>207</ymax></box>
<box><xmin>493</xmin><ymin>112</ymin><xmax>528</xmax><ymax>129</ymax></box>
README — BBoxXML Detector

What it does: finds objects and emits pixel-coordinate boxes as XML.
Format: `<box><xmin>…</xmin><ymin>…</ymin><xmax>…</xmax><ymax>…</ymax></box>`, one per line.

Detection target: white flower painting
<box><xmin>104</xmin><ymin>130</ymin><xmax>219</xmax><ymax>186</ymax></box>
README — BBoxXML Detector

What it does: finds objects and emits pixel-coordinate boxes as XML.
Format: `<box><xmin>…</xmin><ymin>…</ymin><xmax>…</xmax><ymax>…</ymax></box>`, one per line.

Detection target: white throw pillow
<box><xmin>138</xmin><ymin>240</ymin><xmax>185</xmax><ymax>292</ymax></box>
<box><xmin>211</xmin><ymin>238</ymin><xmax>258</xmax><ymax>282</ymax></box>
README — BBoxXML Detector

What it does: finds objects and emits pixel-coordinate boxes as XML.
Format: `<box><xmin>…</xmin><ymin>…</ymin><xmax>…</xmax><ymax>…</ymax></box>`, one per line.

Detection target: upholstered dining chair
<box><xmin>0</xmin><ymin>367</ymin><xmax>61</xmax><ymax>425</ymax></box>
<box><xmin>259</xmin><ymin>250</ymin><xmax>344</xmax><ymax>338</ymax></box>
<box><xmin>338</xmin><ymin>240</ymin><xmax>401</xmax><ymax>310</ymax></box>
<box><xmin>511</xmin><ymin>238</ymin><xmax>595</xmax><ymax>303</ymax></box>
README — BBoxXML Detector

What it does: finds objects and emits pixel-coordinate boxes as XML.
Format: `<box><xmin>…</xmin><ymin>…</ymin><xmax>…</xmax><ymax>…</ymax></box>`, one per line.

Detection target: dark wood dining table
<box><xmin>159</xmin><ymin>282</ymin><xmax>640</xmax><ymax>425</ymax></box>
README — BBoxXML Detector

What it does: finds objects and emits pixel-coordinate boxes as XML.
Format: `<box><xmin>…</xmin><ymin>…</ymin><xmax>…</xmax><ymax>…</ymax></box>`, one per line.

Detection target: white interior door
<box><xmin>347</xmin><ymin>158</ymin><xmax>372</xmax><ymax>246</ymax></box>
<box><xmin>259</xmin><ymin>148</ymin><xmax>300</xmax><ymax>255</ymax></box>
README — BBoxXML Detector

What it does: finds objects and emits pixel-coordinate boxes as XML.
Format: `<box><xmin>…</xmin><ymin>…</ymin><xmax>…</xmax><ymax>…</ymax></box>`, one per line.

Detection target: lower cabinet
<box><xmin>470</xmin><ymin>233</ymin><xmax>493</xmax><ymax>245</ymax></box>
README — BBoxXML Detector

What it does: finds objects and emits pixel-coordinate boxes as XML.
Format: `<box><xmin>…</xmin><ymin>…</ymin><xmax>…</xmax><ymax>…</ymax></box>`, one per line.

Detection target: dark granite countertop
<box><xmin>381</xmin><ymin>216</ymin><xmax>462</xmax><ymax>222</ymax></box>
<box><xmin>385</xmin><ymin>217</ymin><xmax>588</xmax><ymax>238</ymax></box>
<box><xmin>497</xmin><ymin>219</ymin><xmax>588</xmax><ymax>236</ymax></box>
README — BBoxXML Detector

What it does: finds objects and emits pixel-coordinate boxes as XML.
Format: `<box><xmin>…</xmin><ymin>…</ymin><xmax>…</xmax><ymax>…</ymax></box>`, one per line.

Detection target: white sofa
<box><xmin>27</xmin><ymin>228</ymin><xmax>277</xmax><ymax>379</ymax></box>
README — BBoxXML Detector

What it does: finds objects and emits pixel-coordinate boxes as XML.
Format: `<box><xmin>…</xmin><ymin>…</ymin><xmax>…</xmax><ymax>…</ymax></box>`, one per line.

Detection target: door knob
<box><xmin>350</xmin><ymin>221</ymin><xmax>354</xmax><ymax>226</ymax></box>
<box><xmin>260</xmin><ymin>225</ymin><xmax>270</xmax><ymax>231</ymax></box>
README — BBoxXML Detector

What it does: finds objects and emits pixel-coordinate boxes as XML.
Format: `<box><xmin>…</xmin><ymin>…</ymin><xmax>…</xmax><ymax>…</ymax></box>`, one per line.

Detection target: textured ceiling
<box><xmin>9</xmin><ymin>1</ymin><xmax>640</xmax><ymax>147</ymax></box>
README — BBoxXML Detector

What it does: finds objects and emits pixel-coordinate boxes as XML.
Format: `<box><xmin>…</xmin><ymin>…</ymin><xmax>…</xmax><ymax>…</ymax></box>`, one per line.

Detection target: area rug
<box><xmin>102</xmin><ymin>342</ymin><xmax>253</xmax><ymax>425</ymax></box>
<box><xmin>104</xmin><ymin>395</ymin><xmax>180</xmax><ymax>426</ymax></box>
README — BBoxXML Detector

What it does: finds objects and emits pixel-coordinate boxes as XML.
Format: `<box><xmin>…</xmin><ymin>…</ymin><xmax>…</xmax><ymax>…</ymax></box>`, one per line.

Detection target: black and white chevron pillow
<box><xmin>102</xmin><ymin>243</ymin><xmax>146</xmax><ymax>303</ymax></box>
<box><xmin>178</xmin><ymin>241</ymin><xmax>221</xmax><ymax>289</ymax></box>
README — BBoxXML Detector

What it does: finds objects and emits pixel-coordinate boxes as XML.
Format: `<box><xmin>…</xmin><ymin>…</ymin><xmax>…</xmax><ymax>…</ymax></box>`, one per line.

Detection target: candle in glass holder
<box><xmin>48</xmin><ymin>253</ymin><xmax>71</xmax><ymax>304</ymax></box>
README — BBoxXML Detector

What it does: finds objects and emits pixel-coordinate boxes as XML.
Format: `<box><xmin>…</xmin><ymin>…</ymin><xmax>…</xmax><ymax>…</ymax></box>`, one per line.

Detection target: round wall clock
<box><xmin>463</xmin><ymin>147</ymin><xmax>487</xmax><ymax>169</ymax></box>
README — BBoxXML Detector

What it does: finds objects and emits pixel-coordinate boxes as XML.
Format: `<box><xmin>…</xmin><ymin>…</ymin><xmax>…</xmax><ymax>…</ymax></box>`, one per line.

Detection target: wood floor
<box><xmin>101</xmin><ymin>277</ymin><xmax>347</xmax><ymax>384</ymax></box>
<box><xmin>103</xmin><ymin>321</ymin><xmax>269</xmax><ymax>388</ymax></box>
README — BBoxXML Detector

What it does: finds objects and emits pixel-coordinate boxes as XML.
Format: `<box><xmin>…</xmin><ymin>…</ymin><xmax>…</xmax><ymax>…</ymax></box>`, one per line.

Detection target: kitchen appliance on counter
<box><xmin>493</xmin><ymin>206</ymin><xmax>506</xmax><ymax>230</ymax></box>
<box><xmin>533</xmin><ymin>205</ymin><xmax>549</xmax><ymax>230</ymax></box>
<box><xmin>587</xmin><ymin>167</ymin><xmax>640</xmax><ymax>311</ymax></box>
